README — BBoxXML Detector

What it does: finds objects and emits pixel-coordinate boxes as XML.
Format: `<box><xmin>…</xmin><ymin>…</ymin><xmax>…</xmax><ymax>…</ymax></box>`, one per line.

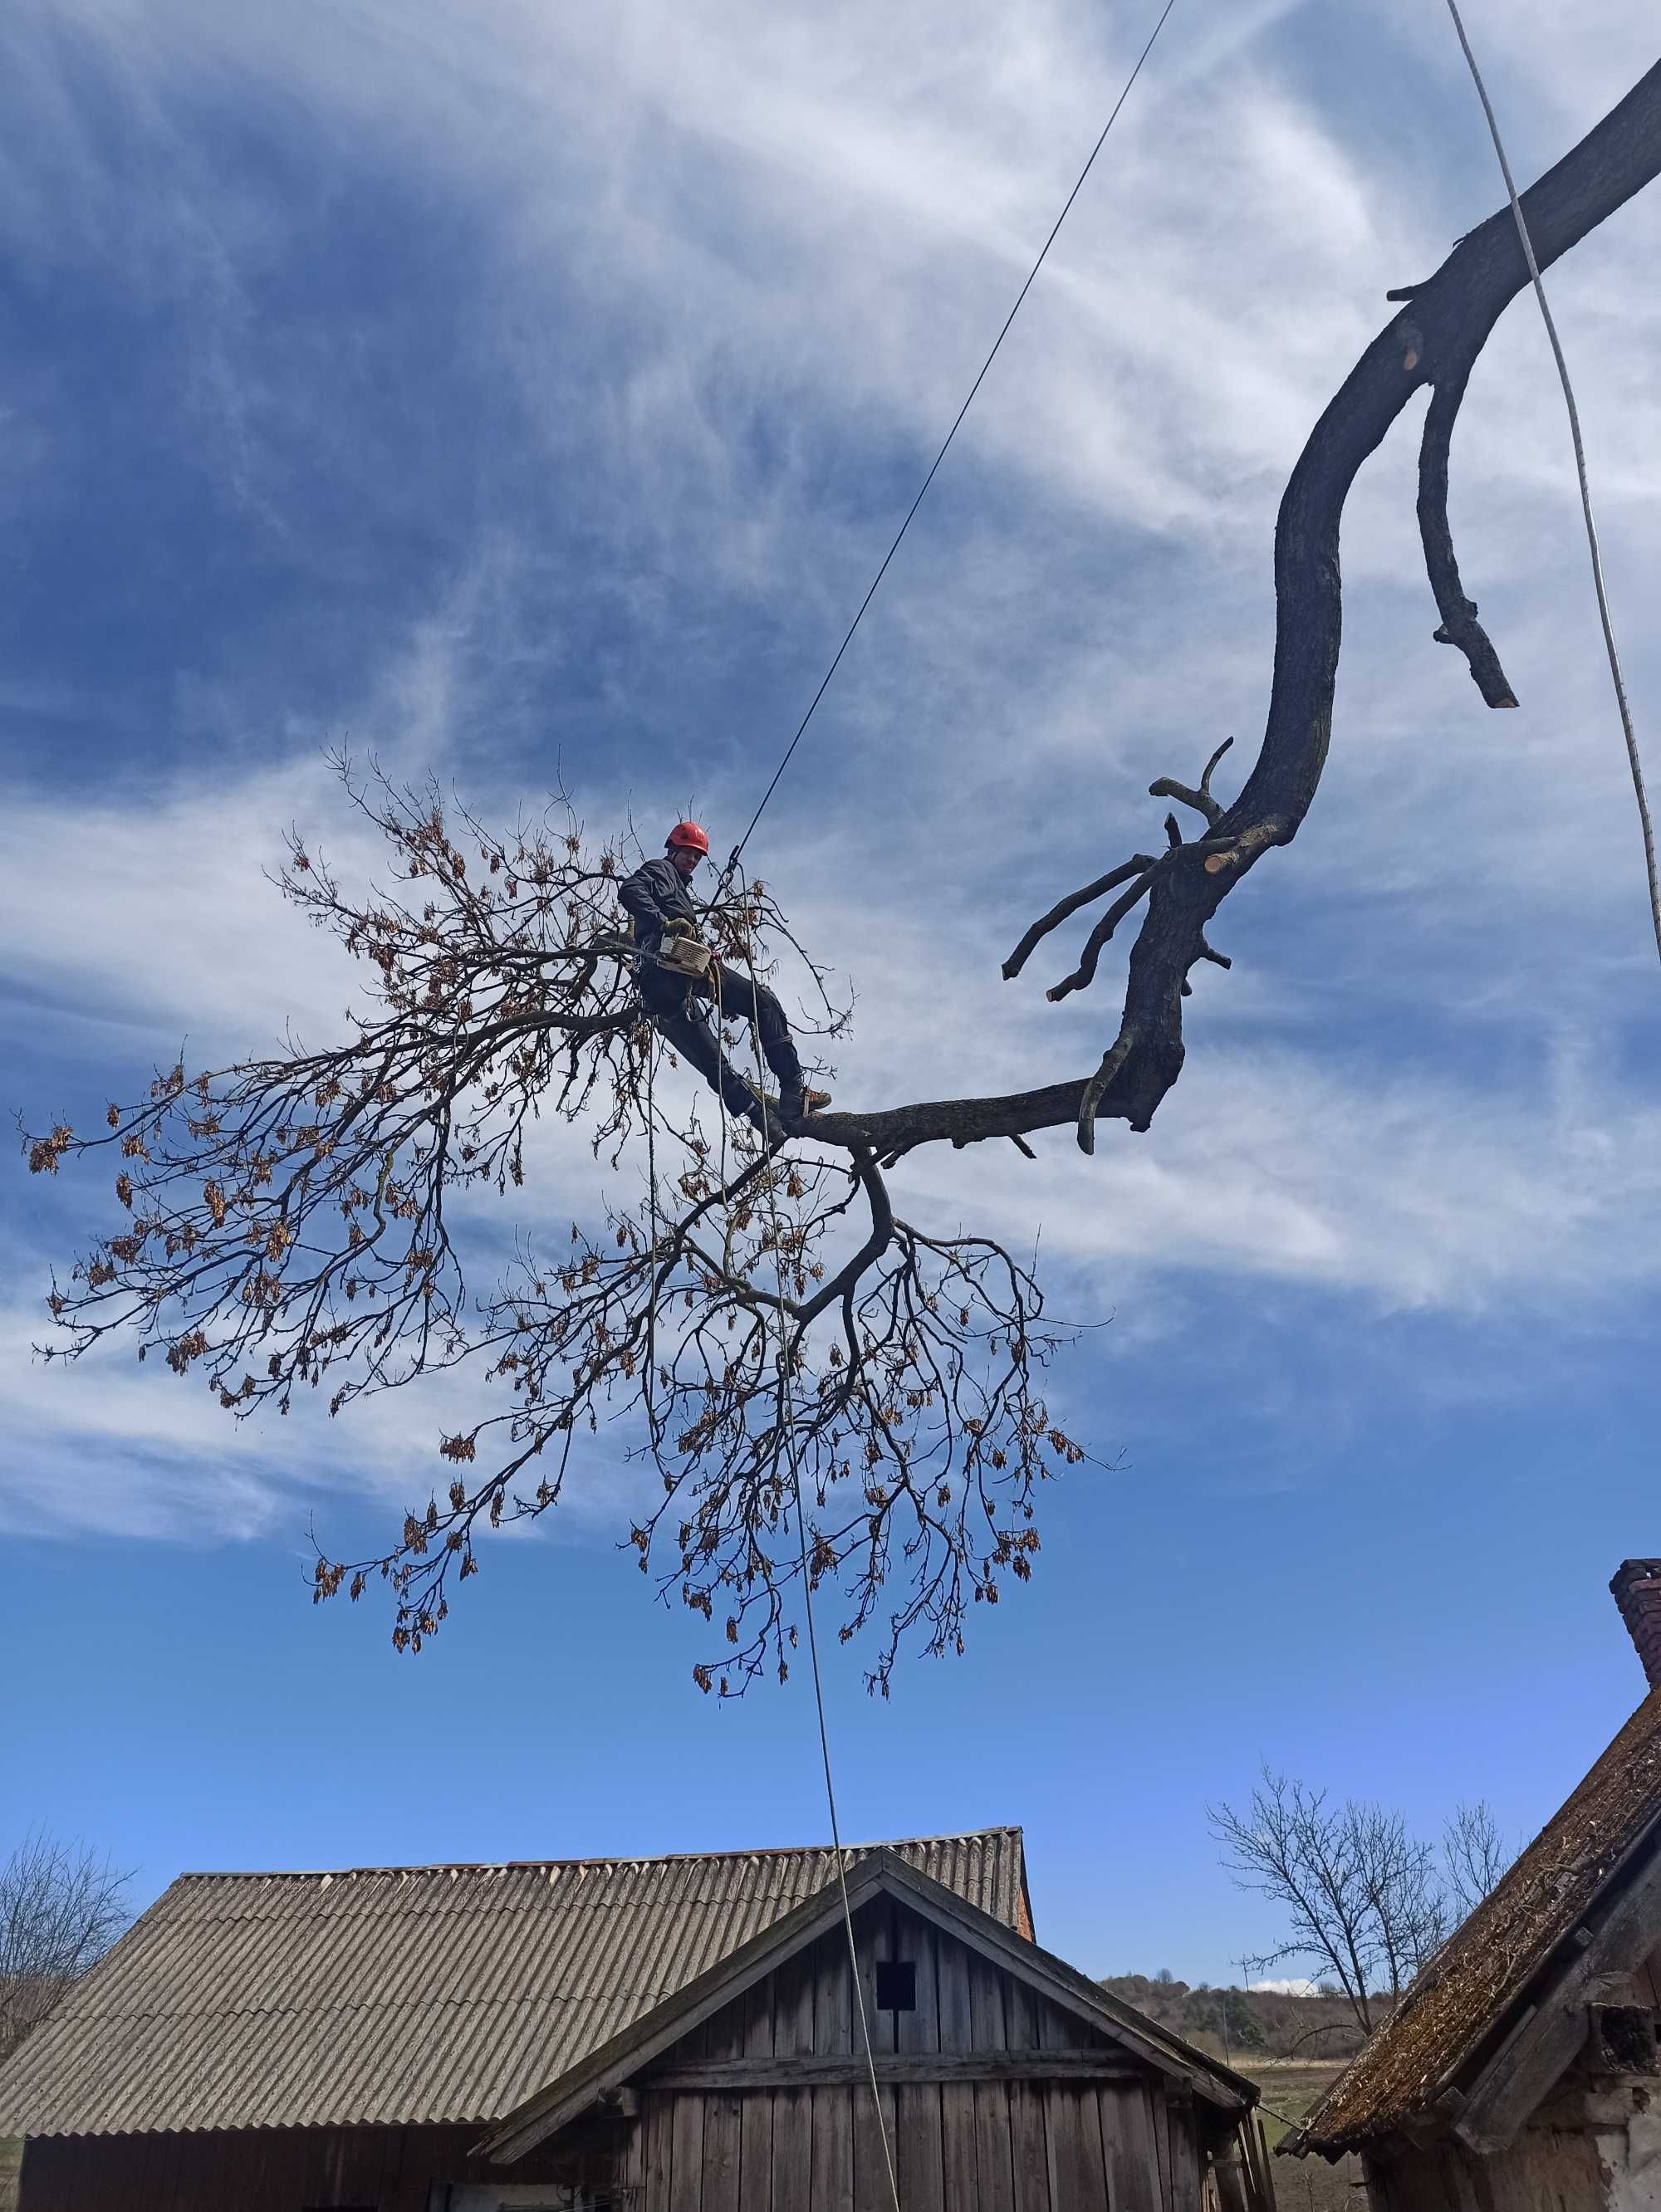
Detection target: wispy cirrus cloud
<box><xmin>2</xmin><ymin>0</ymin><xmax>1659</xmax><ymax>1551</ymax></box>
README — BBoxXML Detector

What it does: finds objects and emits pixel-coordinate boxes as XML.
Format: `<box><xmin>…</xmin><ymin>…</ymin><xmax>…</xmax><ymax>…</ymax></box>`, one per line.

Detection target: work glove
<box><xmin>662</xmin><ymin>915</ymin><xmax>697</xmax><ymax>937</ymax></box>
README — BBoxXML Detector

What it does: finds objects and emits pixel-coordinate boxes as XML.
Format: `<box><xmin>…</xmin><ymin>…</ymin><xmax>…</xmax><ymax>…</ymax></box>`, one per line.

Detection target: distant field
<box><xmin>1230</xmin><ymin>2061</ymin><xmax>1367</xmax><ymax>2212</ymax></box>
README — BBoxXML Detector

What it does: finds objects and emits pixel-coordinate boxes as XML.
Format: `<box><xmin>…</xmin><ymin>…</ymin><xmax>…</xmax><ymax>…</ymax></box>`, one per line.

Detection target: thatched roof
<box><xmin>1294</xmin><ymin>1689</ymin><xmax>1661</xmax><ymax>2155</ymax></box>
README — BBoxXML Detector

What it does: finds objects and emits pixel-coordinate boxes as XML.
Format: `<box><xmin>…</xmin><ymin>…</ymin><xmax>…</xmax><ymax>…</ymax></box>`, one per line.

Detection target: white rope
<box><xmin>722</xmin><ymin>881</ymin><xmax>904</xmax><ymax>2212</ymax></box>
<box><xmin>1442</xmin><ymin>0</ymin><xmax>1661</xmax><ymax>966</ymax></box>
<box><xmin>644</xmin><ymin>1032</ymin><xmax>658</xmax><ymax>1428</ymax></box>
<box><xmin>717</xmin><ymin>0</ymin><xmax>1184</xmax><ymax>888</ymax></box>
<box><xmin>644</xmin><ymin>941</ymin><xmax>896</xmax><ymax>2201</ymax></box>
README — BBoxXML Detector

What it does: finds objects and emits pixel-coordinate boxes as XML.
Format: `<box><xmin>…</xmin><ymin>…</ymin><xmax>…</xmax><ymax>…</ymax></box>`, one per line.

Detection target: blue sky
<box><xmin>3</xmin><ymin>0</ymin><xmax>1659</xmax><ymax>1984</ymax></box>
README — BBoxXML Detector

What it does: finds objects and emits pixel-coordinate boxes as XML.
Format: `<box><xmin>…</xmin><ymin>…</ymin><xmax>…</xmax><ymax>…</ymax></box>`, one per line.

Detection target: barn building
<box><xmin>1287</xmin><ymin>1559</ymin><xmax>1661</xmax><ymax>2210</ymax></box>
<box><xmin>0</xmin><ymin>1824</ymin><xmax>1273</xmax><ymax>2210</ymax></box>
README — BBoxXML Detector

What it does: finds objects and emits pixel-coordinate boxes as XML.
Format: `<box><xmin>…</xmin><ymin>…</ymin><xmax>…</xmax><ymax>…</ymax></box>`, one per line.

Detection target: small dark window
<box><xmin>876</xmin><ymin>1960</ymin><xmax>917</xmax><ymax>2013</ymax></box>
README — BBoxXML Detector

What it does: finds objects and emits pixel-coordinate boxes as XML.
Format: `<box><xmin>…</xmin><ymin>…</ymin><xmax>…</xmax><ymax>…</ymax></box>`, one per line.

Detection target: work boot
<box><xmin>746</xmin><ymin>1099</ymin><xmax>789</xmax><ymax>1146</ymax></box>
<box><xmin>778</xmin><ymin>1087</ymin><xmax>832</xmax><ymax>1123</ymax></box>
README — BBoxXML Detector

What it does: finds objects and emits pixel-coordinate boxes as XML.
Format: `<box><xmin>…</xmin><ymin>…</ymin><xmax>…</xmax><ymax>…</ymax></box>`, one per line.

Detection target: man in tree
<box><xmin>620</xmin><ymin>820</ymin><xmax>830</xmax><ymax>1137</ymax></box>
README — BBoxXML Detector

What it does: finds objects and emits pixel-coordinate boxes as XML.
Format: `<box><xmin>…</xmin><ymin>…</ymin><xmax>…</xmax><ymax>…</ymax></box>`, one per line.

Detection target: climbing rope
<box><xmin>717</xmin><ymin>878</ymin><xmax>904</xmax><ymax>2210</ymax></box>
<box><xmin>644</xmin><ymin>1032</ymin><xmax>658</xmax><ymax>1427</ymax></box>
<box><xmin>674</xmin><ymin>14</ymin><xmax>1189</xmax><ymax>2184</ymax></box>
<box><xmin>1441</xmin><ymin>0</ymin><xmax>1661</xmax><ymax>967</ymax></box>
<box><xmin>718</xmin><ymin>0</ymin><xmax>1183</xmax><ymax>891</ymax></box>
<box><xmin>633</xmin><ymin>938</ymin><xmax>894</xmax><ymax>2198</ymax></box>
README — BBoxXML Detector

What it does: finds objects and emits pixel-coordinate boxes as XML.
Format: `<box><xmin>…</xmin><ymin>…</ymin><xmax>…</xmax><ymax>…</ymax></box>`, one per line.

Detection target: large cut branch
<box><xmin>803</xmin><ymin>62</ymin><xmax>1661</xmax><ymax>1159</ymax></box>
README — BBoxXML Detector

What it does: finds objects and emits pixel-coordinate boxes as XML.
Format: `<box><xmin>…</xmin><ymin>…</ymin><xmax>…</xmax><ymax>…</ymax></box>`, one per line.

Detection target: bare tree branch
<box><xmin>1416</xmin><ymin>362</ymin><xmax>1518</xmax><ymax>707</ymax></box>
<box><xmin>27</xmin><ymin>760</ymin><xmax>1100</xmax><ymax>1691</ymax></box>
<box><xmin>1443</xmin><ymin>1798</ymin><xmax>1514</xmax><ymax>1920</ymax></box>
<box><xmin>834</xmin><ymin>66</ymin><xmax>1661</xmax><ymax>1154</ymax></box>
<box><xmin>1149</xmin><ymin>737</ymin><xmax>1235</xmax><ymax>829</ymax></box>
<box><xmin>1210</xmin><ymin>1772</ymin><xmax>1453</xmax><ymax>2039</ymax></box>
<box><xmin>0</xmin><ymin>1832</ymin><xmax>132</xmax><ymax>2063</ymax></box>
<box><xmin>21</xmin><ymin>64</ymin><xmax>1661</xmax><ymax>1685</ymax></box>
<box><xmin>1000</xmin><ymin>857</ymin><xmax>1156</xmax><ymax>981</ymax></box>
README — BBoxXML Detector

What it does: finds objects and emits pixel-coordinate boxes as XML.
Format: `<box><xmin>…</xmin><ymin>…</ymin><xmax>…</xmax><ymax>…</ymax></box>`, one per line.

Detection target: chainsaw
<box><xmin>656</xmin><ymin>931</ymin><xmax>715</xmax><ymax>981</ymax></box>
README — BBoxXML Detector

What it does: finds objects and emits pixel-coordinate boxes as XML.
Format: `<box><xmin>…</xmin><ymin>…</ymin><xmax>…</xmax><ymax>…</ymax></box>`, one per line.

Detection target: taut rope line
<box><xmin>1442</xmin><ymin>0</ymin><xmax>1661</xmax><ymax>966</ymax></box>
<box><xmin>718</xmin><ymin>0</ymin><xmax>1183</xmax><ymax>891</ymax></box>
<box><xmin>711</xmin><ymin>881</ymin><xmax>904</xmax><ymax>2211</ymax></box>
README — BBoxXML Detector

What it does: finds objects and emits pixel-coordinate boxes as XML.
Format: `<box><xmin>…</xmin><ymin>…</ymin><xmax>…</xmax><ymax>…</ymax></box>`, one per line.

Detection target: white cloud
<box><xmin>3</xmin><ymin>0</ymin><xmax>1660</xmax><ymax>1544</ymax></box>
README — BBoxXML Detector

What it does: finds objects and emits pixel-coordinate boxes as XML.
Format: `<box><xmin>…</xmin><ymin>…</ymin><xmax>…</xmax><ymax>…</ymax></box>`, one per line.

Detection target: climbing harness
<box><xmin>716</xmin><ymin>0</ymin><xmax>1183</xmax><ymax>895</ymax></box>
<box><xmin>1441</xmin><ymin>0</ymin><xmax>1661</xmax><ymax>967</ymax></box>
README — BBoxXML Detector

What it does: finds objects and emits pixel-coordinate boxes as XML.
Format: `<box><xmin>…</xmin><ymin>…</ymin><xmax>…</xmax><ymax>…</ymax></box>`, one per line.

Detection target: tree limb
<box><xmin>1001</xmin><ymin>855</ymin><xmax>1156</xmax><ymax>980</ymax></box>
<box><xmin>809</xmin><ymin>63</ymin><xmax>1661</xmax><ymax>1155</ymax></box>
<box><xmin>27</xmin><ymin>66</ymin><xmax>1661</xmax><ymax>1685</ymax></box>
<box><xmin>1416</xmin><ymin>361</ymin><xmax>1518</xmax><ymax>707</ymax></box>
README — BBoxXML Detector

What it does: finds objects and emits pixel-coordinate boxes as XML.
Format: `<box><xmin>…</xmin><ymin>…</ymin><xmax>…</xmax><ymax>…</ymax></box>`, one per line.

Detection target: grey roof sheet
<box><xmin>0</xmin><ymin>1828</ymin><xmax>1028</xmax><ymax>2137</ymax></box>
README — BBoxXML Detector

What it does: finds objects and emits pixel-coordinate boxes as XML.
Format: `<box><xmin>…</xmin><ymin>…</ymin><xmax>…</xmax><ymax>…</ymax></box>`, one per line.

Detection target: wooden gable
<box><xmin>611</xmin><ymin>1894</ymin><xmax>1233</xmax><ymax>2212</ymax></box>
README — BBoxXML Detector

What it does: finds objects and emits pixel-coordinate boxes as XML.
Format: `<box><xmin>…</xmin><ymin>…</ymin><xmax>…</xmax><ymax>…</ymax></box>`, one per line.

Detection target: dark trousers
<box><xmin>640</xmin><ymin>962</ymin><xmax>804</xmax><ymax>1118</ymax></box>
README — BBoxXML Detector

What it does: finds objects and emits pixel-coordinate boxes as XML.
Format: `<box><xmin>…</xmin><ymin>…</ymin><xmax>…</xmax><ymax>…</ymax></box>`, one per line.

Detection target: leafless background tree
<box><xmin>1209</xmin><ymin>1770</ymin><xmax>1514</xmax><ymax>2038</ymax></box>
<box><xmin>23</xmin><ymin>65</ymin><xmax>1661</xmax><ymax>1687</ymax></box>
<box><xmin>0</xmin><ymin>1832</ymin><xmax>132</xmax><ymax>2064</ymax></box>
<box><xmin>1443</xmin><ymin>1797</ymin><xmax>1512</xmax><ymax>1919</ymax></box>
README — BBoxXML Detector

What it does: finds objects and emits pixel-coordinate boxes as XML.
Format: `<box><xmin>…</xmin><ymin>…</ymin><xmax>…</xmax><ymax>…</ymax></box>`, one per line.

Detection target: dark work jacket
<box><xmin>618</xmin><ymin>854</ymin><xmax>701</xmax><ymax>959</ymax></box>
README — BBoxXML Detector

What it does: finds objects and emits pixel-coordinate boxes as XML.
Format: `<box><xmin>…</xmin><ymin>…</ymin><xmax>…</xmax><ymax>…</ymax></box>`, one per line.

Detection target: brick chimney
<box><xmin>1610</xmin><ymin>1559</ymin><xmax>1661</xmax><ymax>1690</ymax></box>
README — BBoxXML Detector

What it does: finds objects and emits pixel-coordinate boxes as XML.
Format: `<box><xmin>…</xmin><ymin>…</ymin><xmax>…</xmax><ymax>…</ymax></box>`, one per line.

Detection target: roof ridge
<box><xmin>169</xmin><ymin>1826</ymin><xmax>1022</xmax><ymax>1883</ymax></box>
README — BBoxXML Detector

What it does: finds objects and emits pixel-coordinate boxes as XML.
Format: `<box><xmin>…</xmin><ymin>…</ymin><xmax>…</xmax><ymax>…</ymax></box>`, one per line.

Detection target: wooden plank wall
<box><xmin>19</xmin><ymin>2115</ymin><xmax>621</xmax><ymax>2211</ymax></box>
<box><xmin>19</xmin><ymin>1901</ymin><xmax>1226</xmax><ymax>2212</ymax></box>
<box><xmin>627</xmin><ymin>1895</ymin><xmax>1213</xmax><ymax>2212</ymax></box>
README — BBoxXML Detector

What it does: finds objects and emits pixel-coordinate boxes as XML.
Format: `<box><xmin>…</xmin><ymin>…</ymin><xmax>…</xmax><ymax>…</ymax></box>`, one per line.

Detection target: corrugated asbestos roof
<box><xmin>0</xmin><ymin>1828</ymin><xmax>1028</xmax><ymax>2138</ymax></box>
<box><xmin>1295</xmin><ymin>1690</ymin><xmax>1661</xmax><ymax>2155</ymax></box>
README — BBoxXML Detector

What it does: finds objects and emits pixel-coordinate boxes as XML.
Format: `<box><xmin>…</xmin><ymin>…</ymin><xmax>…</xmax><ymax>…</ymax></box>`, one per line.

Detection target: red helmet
<box><xmin>666</xmin><ymin>820</ymin><xmax>710</xmax><ymax>857</ymax></box>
